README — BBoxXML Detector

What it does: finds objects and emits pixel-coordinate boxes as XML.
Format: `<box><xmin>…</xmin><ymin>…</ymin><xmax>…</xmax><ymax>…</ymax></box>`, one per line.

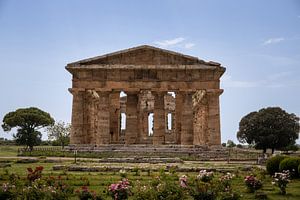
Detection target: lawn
<box><xmin>0</xmin><ymin>145</ymin><xmax>21</xmax><ymax>157</ymax></box>
<box><xmin>1</xmin><ymin>160</ymin><xmax>300</xmax><ymax>200</ymax></box>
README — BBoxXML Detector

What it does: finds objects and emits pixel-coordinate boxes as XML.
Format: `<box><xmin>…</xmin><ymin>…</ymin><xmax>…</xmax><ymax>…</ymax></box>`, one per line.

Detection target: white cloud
<box><xmin>154</xmin><ymin>37</ymin><xmax>185</xmax><ymax>47</ymax></box>
<box><xmin>184</xmin><ymin>43</ymin><xmax>195</xmax><ymax>49</ymax></box>
<box><xmin>221</xmin><ymin>71</ymin><xmax>298</xmax><ymax>88</ymax></box>
<box><xmin>263</xmin><ymin>37</ymin><xmax>285</xmax><ymax>45</ymax></box>
<box><xmin>154</xmin><ymin>37</ymin><xmax>196</xmax><ymax>49</ymax></box>
<box><xmin>221</xmin><ymin>75</ymin><xmax>260</xmax><ymax>88</ymax></box>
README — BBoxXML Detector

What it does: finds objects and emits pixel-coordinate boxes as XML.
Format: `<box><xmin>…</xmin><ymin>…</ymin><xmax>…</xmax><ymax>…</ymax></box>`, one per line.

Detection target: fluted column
<box><xmin>110</xmin><ymin>91</ymin><xmax>120</xmax><ymax>143</ymax></box>
<box><xmin>95</xmin><ymin>91</ymin><xmax>110</xmax><ymax>145</ymax></box>
<box><xmin>175</xmin><ymin>92</ymin><xmax>183</xmax><ymax>144</ymax></box>
<box><xmin>193</xmin><ymin>91</ymin><xmax>209</xmax><ymax>145</ymax></box>
<box><xmin>180</xmin><ymin>91</ymin><xmax>194</xmax><ymax>145</ymax></box>
<box><xmin>125</xmin><ymin>92</ymin><xmax>139</xmax><ymax>144</ymax></box>
<box><xmin>153</xmin><ymin>92</ymin><xmax>166</xmax><ymax>145</ymax></box>
<box><xmin>207</xmin><ymin>89</ymin><xmax>223</xmax><ymax>145</ymax></box>
<box><xmin>85</xmin><ymin>90</ymin><xmax>96</xmax><ymax>144</ymax></box>
<box><xmin>70</xmin><ymin>90</ymin><xmax>85</xmax><ymax>144</ymax></box>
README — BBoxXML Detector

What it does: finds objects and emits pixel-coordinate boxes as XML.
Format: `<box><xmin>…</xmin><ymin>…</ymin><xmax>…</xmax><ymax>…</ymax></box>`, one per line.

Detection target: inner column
<box><xmin>175</xmin><ymin>91</ymin><xmax>183</xmax><ymax>144</ymax></box>
<box><xmin>153</xmin><ymin>91</ymin><xmax>166</xmax><ymax>145</ymax></box>
<box><xmin>125</xmin><ymin>92</ymin><xmax>139</xmax><ymax>144</ymax></box>
<box><xmin>180</xmin><ymin>91</ymin><xmax>194</xmax><ymax>145</ymax></box>
<box><xmin>109</xmin><ymin>91</ymin><xmax>120</xmax><ymax>143</ymax></box>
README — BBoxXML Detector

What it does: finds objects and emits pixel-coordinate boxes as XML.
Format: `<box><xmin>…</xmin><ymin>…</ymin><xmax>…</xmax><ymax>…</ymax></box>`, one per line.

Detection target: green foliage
<box><xmin>237</xmin><ymin>107</ymin><xmax>299</xmax><ymax>153</ymax></box>
<box><xmin>279</xmin><ymin>157</ymin><xmax>300</xmax><ymax>178</ymax></box>
<box><xmin>272</xmin><ymin>170</ymin><xmax>290</xmax><ymax>195</ymax></box>
<box><xmin>189</xmin><ymin>181</ymin><xmax>217</xmax><ymax>200</ymax></box>
<box><xmin>2</xmin><ymin>107</ymin><xmax>54</xmax><ymax>150</ymax></box>
<box><xmin>2</xmin><ymin>162</ymin><xmax>300</xmax><ymax>200</ymax></box>
<box><xmin>46</xmin><ymin>121</ymin><xmax>70</xmax><ymax>149</ymax></box>
<box><xmin>254</xmin><ymin>192</ymin><xmax>267</xmax><ymax>200</ymax></box>
<box><xmin>280</xmin><ymin>144</ymin><xmax>299</xmax><ymax>152</ymax></box>
<box><xmin>266</xmin><ymin>155</ymin><xmax>286</xmax><ymax>175</ymax></box>
<box><xmin>108</xmin><ymin>178</ymin><xmax>131</xmax><ymax>200</ymax></box>
<box><xmin>0</xmin><ymin>138</ymin><xmax>16</xmax><ymax>145</ymax></box>
<box><xmin>218</xmin><ymin>191</ymin><xmax>240</xmax><ymax>200</ymax></box>
<box><xmin>75</xmin><ymin>186</ymin><xmax>102</xmax><ymax>200</ymax></box>
<box><xmin>244</xmin><ymin>175</ymin><xmax>262</xmax><ymax>193</ymax></box>
<box><xmin>132</xmin><ymin>167</ymin><xmax>140</xmax><ymax>176</ymax></box>
<box><xmin>227</xmin><ymin>140</ymin><xmax>236</xmax><ymax>148</ymax></box>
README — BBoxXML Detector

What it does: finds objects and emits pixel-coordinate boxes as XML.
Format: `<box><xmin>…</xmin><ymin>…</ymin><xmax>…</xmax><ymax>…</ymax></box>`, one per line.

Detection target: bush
<box><xmin>272</xmin><ymin>170</ymin><xmax>290</xmax><ymax>195</ymax></box>
<box><xmin>266</xmin><ymin>155</ymin><xmax>286</xmax><ymax>175</ymax></box>
<box><xmin>108</xmin><ymin>178</ymin><xmax>132</xmax><ymax>200</ymax></box>
<box><xmin>197</xmin><ymin>170</ymin><xmax>214</xmax><ymax>183</ymax></box>
<box><xmin>190</xmin><ymin>181</ymin><xmax>217</xmax><ymax>200</ymax></box>
<box><xmin>298</xmin><ymin>164</ymin><xmax>300</xmax><ymax>176</ymax></box>
<box><xmin>279</xmin><ymin>157</ymin><xmax>300</xmax><ymax>178</ymax></box>
<box><xmin>244</xmin><ymin>175</ymin><xmax>262</xmax><ymax>193</ymax></box>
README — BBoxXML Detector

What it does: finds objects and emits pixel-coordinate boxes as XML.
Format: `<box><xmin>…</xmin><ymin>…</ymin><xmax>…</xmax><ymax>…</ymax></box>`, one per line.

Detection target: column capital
<box><xmin>68</xmin><ymin>88</ymin><xmax>85</xmax><ymax>95</ymax></box>
<box><xmin>206</xmin><ymin>89</ymin><xmax>223</xmax><ymax>96</ymax></box>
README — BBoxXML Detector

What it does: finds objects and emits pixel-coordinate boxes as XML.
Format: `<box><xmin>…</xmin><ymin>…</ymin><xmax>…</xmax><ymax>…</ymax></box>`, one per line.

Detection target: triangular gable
<box><xmin>68</xmin><ymin>45</ymin><xmax>218</xmax><ymax>66</ymax></box>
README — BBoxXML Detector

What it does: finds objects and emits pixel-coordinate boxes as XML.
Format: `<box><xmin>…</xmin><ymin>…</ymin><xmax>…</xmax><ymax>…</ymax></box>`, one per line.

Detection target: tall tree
<box><xmin>2</xmin><ymin>107</ymin><xmax>54</xmax><ymax>150</ymax></box>
<box><xmin>237</xmin><ymin>107</ymin><xmax>299</xmax><ymax>153</ymax></box>
<box><xmin>46</xmin><ymin>121</ymin><xmax>71</xmax><ymax>149</ymax></box>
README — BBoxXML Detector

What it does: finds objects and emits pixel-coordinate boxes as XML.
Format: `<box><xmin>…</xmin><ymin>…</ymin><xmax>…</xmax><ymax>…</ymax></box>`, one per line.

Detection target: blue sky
<box><xmin>0</xmin><ymin>0</ymin><xmax>299</xmax><ymax>143</ymax></box>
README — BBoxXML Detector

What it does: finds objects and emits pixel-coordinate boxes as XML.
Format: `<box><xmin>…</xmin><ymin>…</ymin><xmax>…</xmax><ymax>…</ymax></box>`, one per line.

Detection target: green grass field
<box><xmin>0</xmin><ymin>160</ymin><xmax>300</xmax><ymax>200</ymax></box>
<box><xmin>0</xmin><ymin>145</ymin><xmax>20</xmax><ymax>157</ymax></box>
<box><xmin>1</xmin><ymin>145</ymin><xmax>300</xmax><ymax>199</ymax></box>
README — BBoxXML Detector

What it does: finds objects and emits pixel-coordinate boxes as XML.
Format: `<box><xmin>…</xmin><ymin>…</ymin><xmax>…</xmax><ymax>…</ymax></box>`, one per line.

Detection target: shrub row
<box><xmin>266</xmin><ymin>155</ymin><xmax>300</xmax><ymax>178</ymax></box>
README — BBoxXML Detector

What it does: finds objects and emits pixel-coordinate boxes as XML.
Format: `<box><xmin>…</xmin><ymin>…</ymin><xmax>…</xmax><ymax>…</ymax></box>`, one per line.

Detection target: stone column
<box><xmin>85</xmin><ymin>90</ymin><xmax>96</xmax><ymax>144</ymax></box>
<box><xmin>95</xmin><ymin>91</ymin><xmax>110</xmax><ymax>145</ymax></box>
<box><xmin>136</xmin><ymin>92</ymin><xmax>143</xmax><ymax>144</ymax></box>
<box><xmin>180</xmin><ymin>91</ymin><xmax>194</xmax><ymax>145</ymax></box>
<box><xmin>193</xmin><ymin>96</ymin><xmax>209</xmax><ymax>145</ymax></box>
<box><xmin>153</xmin><ymin>92</ymin><xmax>166</xmax><ymax>145</ymax></box>
<box><xmin>70</xmin><ymin>90</ymin><xmax>85</xmax><ymax>144</ymax></box>
<box><xmin>175</xmin><ymin>92</ymin><xmax>183</xmax><ymax>144</ymax></box>
<box><xmin>109</xmin><ymin>91</ymin><xmax>120</xmax><ymax>143</ymax></box>
<box><xmin>206</xmin><ymin>89</ymin><xmax>223</xmax><ymax>145</ymax></box>
<box><xmin>125</xmin><ymin>92</ymin><xmax>139</xmax><ymax>144</ymax></box>
<box><xmin>143</xmin><ymin>112</ymin><xmax>150</xmax><ymax>139</ymax></box>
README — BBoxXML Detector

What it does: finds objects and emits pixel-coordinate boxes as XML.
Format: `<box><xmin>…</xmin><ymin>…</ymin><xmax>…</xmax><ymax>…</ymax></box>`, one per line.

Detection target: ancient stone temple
<box><xmin>66</xmin><ymin>45</ymin><xmax>225</xmax><ymax>146</ymax></box>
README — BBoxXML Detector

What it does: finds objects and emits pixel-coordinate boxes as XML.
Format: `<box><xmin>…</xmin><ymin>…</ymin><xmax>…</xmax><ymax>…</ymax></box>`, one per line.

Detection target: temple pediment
<box><xmin>68</xmin><ymin>45</ymin><xmax>220</xmax><ymax>66</ymax></box>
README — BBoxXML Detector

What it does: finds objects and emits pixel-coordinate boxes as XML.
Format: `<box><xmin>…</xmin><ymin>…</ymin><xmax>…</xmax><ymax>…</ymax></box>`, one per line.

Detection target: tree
<box><xmin>226</xmin><ymin>140</ymin><xmax>236</xmax><ymax>148</ymax></box>
<box><xmin>237</xmin><ymin>107</ymin><xmax>299</xmax><ymax>153</ymax></box>
<box><xmin>2</xmin><ymin>107</ymin><xmax>54</xmax><ymax>150</ymax></box>
<box><xmin>46</xmin><ymin>121</ymin><xmax>71</xmax><ymax>148</ymax></box>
